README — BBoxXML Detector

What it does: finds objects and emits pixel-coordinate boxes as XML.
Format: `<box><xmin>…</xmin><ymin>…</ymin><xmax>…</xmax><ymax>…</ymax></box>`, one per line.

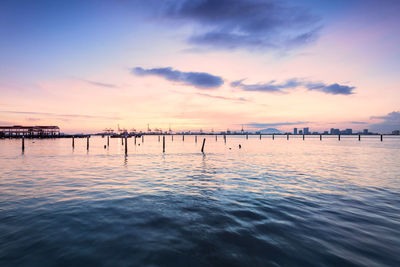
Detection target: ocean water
<box><xmin>0</xmin><ymin>135</ymin><xmax>399</xmax><ymax>266</ymax></box>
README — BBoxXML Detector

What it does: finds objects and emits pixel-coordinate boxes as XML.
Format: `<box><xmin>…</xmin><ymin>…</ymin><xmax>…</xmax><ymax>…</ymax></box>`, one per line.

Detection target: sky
<box><xmin>0</xmin><ymin>0</ymin><xmax>399</xmax><ymax>133</ymax></box>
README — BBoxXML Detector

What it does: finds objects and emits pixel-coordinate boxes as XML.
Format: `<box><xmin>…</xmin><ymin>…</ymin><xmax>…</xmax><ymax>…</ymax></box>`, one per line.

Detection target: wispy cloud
<box><xmin>132</xmin><ymin>67</ymin><xmax>224</xmax><ymax>89</ymax></box>
<box><xmin>195</xmin><ymin>92</ymin><xmax>248</xmax><ymax>102</ymax></box>
<box><xmin>0</xmin><ymin>110</ymin><xmax>120</xmax><ymax>120</ymax></box>
<box><xmin>231</xmin><ymin>78</ymin><xmax>355</xmax><ymax>95</ymax></box>
<box><xmin>146</xmin><ymin>0</ymin><xmax>320</xmax><ymax>51</ymax></box>
<box><xmin>245</xmin><ymin>121</ymin><xmax>309</xmax><ymax>127</ymax></box>
<box><xmin>305</xmin><ymin>82</ymin><xmax>355</xmax><ymax>95</ymax></box>
<box><xmin>82</xmin><ymin>79</ymin><xmax>118</xmax><ymax>88</ymax></box>
<box><xmin>350</xmin><ymin>121</ymin><xmax>368</xmax><ymax>124</ymax></box>
<box><xmin>231</xmin><ymin>78</ymin><xmax>301</xmax><ymax>93</ymax></box>
<box><xmin>26</xmin><ymin>117</ymin><xmax>41</xmax><ymax>121</ymax></box>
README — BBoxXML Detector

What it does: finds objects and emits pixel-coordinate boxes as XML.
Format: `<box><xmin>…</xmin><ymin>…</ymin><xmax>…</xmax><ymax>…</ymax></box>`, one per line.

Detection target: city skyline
<box><xmin>1</xmin><ymin>0</ymin><xmax>400</xmax><ymax>133</ymax></box>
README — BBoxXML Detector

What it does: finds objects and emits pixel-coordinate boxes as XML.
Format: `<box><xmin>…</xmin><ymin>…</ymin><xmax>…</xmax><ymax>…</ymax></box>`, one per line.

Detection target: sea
<box><xmin>1</xmin><ymin>135</ymin><xmax>399</xmax><ymax>266</ymax></box>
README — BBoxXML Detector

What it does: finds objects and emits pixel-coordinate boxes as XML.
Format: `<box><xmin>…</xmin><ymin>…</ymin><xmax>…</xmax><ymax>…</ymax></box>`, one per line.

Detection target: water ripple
<box><xmin>1</xmin><ymin>137</ymin><xmax>400</xmax><ymax>266</ymax></box>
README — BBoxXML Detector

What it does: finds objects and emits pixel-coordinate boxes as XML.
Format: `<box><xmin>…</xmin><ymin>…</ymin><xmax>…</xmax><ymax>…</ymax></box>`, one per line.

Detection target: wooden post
<box><xmin>224</xmin><ymin>135</ymin><xmax>226</xmax><ymax>143</ymax></box>
<box><xmin>338</xmin><ymin>134</ymin><xmax>341</xmax><ymax>141</ymax></box>
<box><xmin>134</xmin><ymin>136</ymin><xmax>137</xmax><ymax>145</ymax></box>
<box><xmin>158</xmin><ymin>135</ymin><xmax>160</xmax><ymax>142</ymax></box>
<box><xmin>201</xmin><ymin>138</ymin><xmax>206</xmax><ymax>153</ymax></box>
<box><xmin>358</xmin><ymin>134</ymin><xmax>361</xmax><ymax>141</ymax></box>
<box><xmin>195</xmin><ymin>135</ymin><xmax>197</xmax><ymax>143</ymax></box>
<box><xmin>259</xmin><ymin>134</ymin><xmax>261</xmax><ymax>140</ymax></box>
<box><xmin>246</xmin><ymin>134</ymin><xmax>248</xmax><ymax>139</ymax></box>
<box><xmin>215</xmin><ymin>135</ymin><xmax>217</xmax><ymax>141</ymax></box>
<box><xmin>87</xmin><ymin>136</ymin><xmax>89</xmax><ymax>150</ymax></box>
<box><xmin>320</xmin><ymin>134</ymin><xmax>322</xmax><ymax>141</ymax></box>
<box><xmin>125</xmin><ymin>136</ymin><xmax>128</xmax><ymax>155</ymax></box>
<box><xmin>72</xmin><ymin>136</ymin><xmax>75</xmax><ymax>148</ymax></box>
<box><xmin>142</xmin><ymin>135</ymin><xmax>144</xmax><ymax>143</ymax></box>
<box><xmin>303</xmin><ymin>134</ymin><xmax>305</xmax><ymax>140</ymax></box>
<box><xmin>22</xmin><ymin>136</ymin><xmax>25</xmax><ymax>152</ymax></box>
<box><xmin>172</xmin><ymin>135</ymin><xmax>174</xmax><ymax>142</ymax></box>
<box><xmin>380</xmin><ymin>134</ymin><xmax>383</xmax><ymax>142</ymax></box>
<box><xmin>107</xmin><ymin>136</ymin><xmax>109</xmax><ymax>147</ymax></box>
<box><xmin>163</xmin><ymin>136</ymin><xmax>165</xmax><ymax>153</ymax></box>
<box><xmin>272</xmin><ymin>134</ymin><xmax>275</xmax><ymax>140</ymax></box>
<box><xmin>182</xmin><ymin>135</ymin><xmax>184</xmax><ymax>141</ymax></box>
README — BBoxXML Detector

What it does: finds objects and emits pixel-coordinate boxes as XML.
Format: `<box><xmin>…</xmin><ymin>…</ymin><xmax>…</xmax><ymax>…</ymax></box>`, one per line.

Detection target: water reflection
<box><xmin>123</xmin><ymin>155</ymin><xmax>128</xmax><ymax>167</ymax></box>
<box><xmin>0</xmin><ymin>136</ymin><xmax>399</xmax><ymax>266</ymax></box>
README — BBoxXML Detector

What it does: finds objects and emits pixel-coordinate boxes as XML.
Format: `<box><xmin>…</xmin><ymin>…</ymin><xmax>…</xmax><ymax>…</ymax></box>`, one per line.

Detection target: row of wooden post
<box><xmin>278</xmin><ymin>134</ymin><xmax>384</xmax><ymax>141</ymax></box>
<box><xmin>69</xmin><ymin>134</ymin><xmax>206</xmax><ymax>154</ymax></box>
<box><xmin>21</xmin><ymin>134</ymin><xmax>385</xmax><ymax>153</ymax></box>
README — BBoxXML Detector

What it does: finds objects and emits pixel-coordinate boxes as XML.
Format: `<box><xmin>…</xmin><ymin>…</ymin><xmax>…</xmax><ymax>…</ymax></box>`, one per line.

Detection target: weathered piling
<box><xmin>195</xmin><ymin>135</ymin><xmax>197</xmax><ymax>143</ymax></box>
<box><xmin>358</xmin><ymin>134</ymin><xmax>361</xmax><ymax>141</ymax></box>
<box><xmin>259</xmin><ymin>134</ymin><xmax>261</xmax><ymax>140</ymax></box>
<box><xmin>215</xmin><ymin>135</ymin><xmax>217</xmax><ymax>141</ymax></box>
<box><xmin>338</xmin><ymin>134</ymin><xmax>341</xmax><ymax>141</ymax></box>
<box><xmin>163</xmin><ymin>136</ymin><xmax>165</xmax><ymax>153</ymax></box>
<box><xmin>158</xmin><ymin>135</ymin><xmax>160</xmax><ymax>142</ymax></box>
<box><xmin>224</xmin><ymin>135</ymin><xmax>226</xmax><ymax>143</ymax></box>
<box><xmin>381</xmin><ymin>134</ymin><xmax>383</xmax><ymax>142</ymax></box>
<box><xmin>142</xmin><ymin>135</ymin><xmax>144</xmax><ymax>143</ymax></box>
<box><xmin>287</xmin><ymin>134</ymin><xmax>289</xmax><ymax>140</ymax></box>
<box><xmin>272</xmin><ymin>134</ymin><xmax>275</xmax><ymax>140</ymax></box>
<box><xmin>87</xmin><ymin>136</ymin><xmax>89</xmax><ymax>150</ymax></box>
<box><xmin>182</xmin><ymin>135</ymin><xmax>184</xmax><ymax>141</ymax></box>
<box><xmin>107</xmin><ymin>136</ymin><xmax>109</xmax><ymax>147</ymax></box>
<box><xmin>320</xmin><ymin>134</ymin><xmax>322</xmax><ymax>141</ymax></box>
<box><xmin>125</xmin><ymin>136</ymin><xmax>128</xmax><ymax>155</ymax></box>
<box><xmin>172</xmin><ymin>135</ymin><xmax>174</xmax><ymax>142</ymax></box>
<box><xmin>22</xmin><ymin>136</ymin><xmax>25</xmax><ymax>152</ymax></box>
<box><xmin>246</xmin><ymin>134</ymin><xmax>248</xmax><ymax>139</ymax></box>
<box><xmin>72</xmin><ymin>136</ymin><xmax>75</xmax><ymax>148</ymax></box>
<box><xmin>134</xmin><ymin>136</ymin><xmax>137</xmax><ymax>145</ymax></box>
<box><xmin>201</xmin><ymin>138</ymin><xmax>206</xmax><ymax>153</ymax></box>
<box><xmin>303</xmin><ymin>134</ymin><xmax>305</xmax><ymax>140</ymax></box>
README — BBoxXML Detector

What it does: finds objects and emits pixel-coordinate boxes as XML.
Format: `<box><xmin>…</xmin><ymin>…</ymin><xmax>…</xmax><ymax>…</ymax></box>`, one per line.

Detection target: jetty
<box><xmin>0</xmin><ymin>125</ymin><xmax>60</xmax><ymax>137</ymax></box>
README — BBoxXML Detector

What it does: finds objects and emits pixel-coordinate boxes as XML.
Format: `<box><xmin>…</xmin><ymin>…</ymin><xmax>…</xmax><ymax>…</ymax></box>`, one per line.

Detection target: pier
<box><xmin>0</xmin><ymin>125</ymin><xmax>60</xmax><ymax>137</ymax></box>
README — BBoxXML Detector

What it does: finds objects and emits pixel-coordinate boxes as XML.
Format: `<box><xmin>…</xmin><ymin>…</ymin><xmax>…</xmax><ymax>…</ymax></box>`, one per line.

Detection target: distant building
<box><xmin>294</xmin><ymin>128</ymin><xmax>298</xmax><ymax>135</ymax></box>
<box><xmin>363</xmin><ymin>129</ymin><xmax>369</xmax><ymax>134</ymax></box>
<box><xmin>344</xmin><ymin>129</ymin><xmax>353</xmax><ymax>135</ymax></box>
<box><xmin>299</xmin><ymin>130</ymin><xmax>303</xmax><ymax>135</ymax></box>
<box><xmin>392</xmin><ymin>130</ymin><xmax>400</xmax><ymax>135</ymax></box>
<box><xmin>323</xmin><ymin>131</ymin><xmax>329</xmax><ymax>135</ymax></box>
<box><xmin>330</xmin><ymin>128</ymin><xmax>340</xmax><ymax>135</ymax></box>
<box><xmin>304</xmin><ymin>127</ymin><xmax>310</xmax><ymax>135</ymax></box>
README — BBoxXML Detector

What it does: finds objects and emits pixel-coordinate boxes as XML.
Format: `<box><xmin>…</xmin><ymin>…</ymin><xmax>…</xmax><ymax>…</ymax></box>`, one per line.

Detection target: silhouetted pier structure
<box><xmin>0</xmin><ymin>125</ymin><xmax>60</xmax><ymax>137</ymax></box>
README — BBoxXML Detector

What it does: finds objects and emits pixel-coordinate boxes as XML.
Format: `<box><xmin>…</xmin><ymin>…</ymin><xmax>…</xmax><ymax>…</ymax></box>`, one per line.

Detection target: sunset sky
<box><xmin>1</xmin><ymin>0</ymin><xmax>399</xmax><ymax>133</ymax></box>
